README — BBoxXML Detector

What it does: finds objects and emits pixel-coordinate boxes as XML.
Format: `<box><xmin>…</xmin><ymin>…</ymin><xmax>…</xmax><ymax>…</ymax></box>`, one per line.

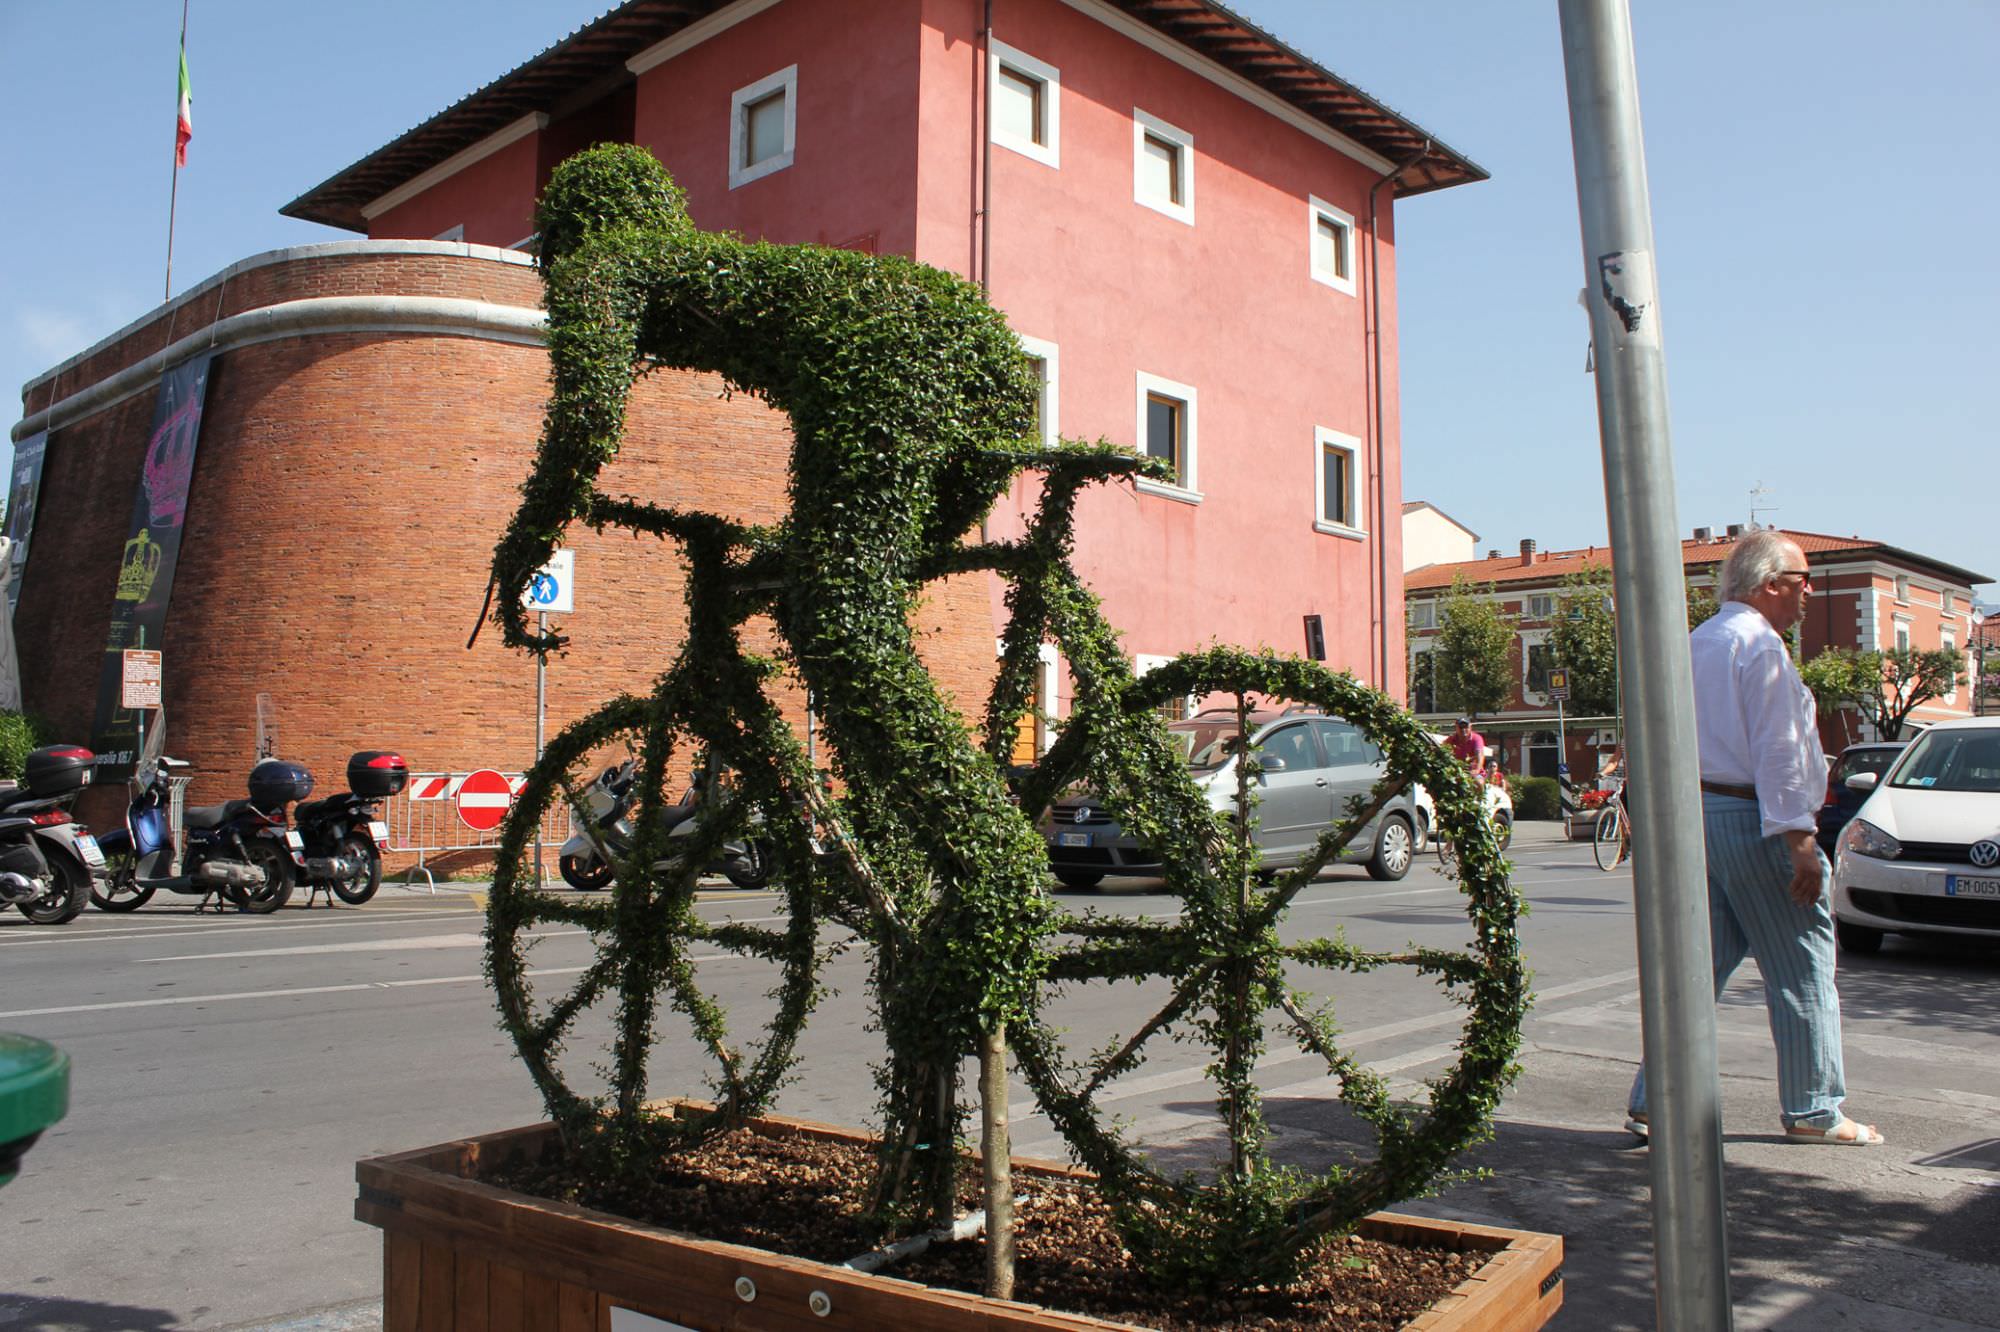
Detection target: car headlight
<box><xmin>1839</xmin><ymin>818</ymin><xmax>1901</xmax><ymax>860</ymax></box>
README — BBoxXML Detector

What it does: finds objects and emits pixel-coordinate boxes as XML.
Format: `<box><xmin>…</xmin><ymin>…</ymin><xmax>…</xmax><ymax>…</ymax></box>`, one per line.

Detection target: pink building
<box><xmin>286</xmin><ymin>0</ymin><xmax>1481</xmax><ymax>739</ymax></box>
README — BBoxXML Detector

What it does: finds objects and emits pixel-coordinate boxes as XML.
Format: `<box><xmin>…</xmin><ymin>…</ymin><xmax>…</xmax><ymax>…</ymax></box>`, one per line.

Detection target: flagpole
<box><xmin>165</xmin><ymin>0</ymin><xmax>190</xmax><ymax>302</ymax></box>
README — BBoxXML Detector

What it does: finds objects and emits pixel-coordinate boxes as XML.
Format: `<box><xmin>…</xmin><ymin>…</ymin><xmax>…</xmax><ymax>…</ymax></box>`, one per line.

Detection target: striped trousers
<box><xmin>1628</xmin><ymin>792</ymin><xmax>1847</xmax><ymax>1129</ymax></box>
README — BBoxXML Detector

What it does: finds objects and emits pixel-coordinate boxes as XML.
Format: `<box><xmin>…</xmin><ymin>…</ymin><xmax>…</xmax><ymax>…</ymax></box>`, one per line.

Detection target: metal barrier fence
<box><xmin>383</xmin><ymin>773</ymin><xmax>572</xmax><ymax>891</ymax></box>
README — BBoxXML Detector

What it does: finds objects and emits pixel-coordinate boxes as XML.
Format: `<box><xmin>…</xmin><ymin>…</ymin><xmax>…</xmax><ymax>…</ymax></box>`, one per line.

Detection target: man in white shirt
<box><xmin>1625</xmin><ymin>530</ymin><xmax>1882</xmax><ymax>1146</ymax></box>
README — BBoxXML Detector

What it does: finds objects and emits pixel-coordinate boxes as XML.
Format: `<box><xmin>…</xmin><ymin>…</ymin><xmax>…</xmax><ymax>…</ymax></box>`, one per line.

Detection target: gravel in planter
<box><xmin>490</xmin><ymin>1128</ymin><xmax>1481</xmax><ymax>1331</ymax></box>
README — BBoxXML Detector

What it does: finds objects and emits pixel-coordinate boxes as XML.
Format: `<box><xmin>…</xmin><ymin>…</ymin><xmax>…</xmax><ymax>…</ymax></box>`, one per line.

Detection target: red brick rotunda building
<box><xmin>8</xmin><ymin>240</ymin><xmax>995</xmax><ymax>828</ymax></box>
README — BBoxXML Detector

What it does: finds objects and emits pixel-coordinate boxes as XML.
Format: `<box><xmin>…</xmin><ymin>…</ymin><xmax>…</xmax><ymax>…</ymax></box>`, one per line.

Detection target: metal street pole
<box><xmin>1556</xmin><ymin>3</ymin><xmax>1732</xmax><ymax>1328</ymax></box>
<box><xmin>535</xmin><ymin>609</ymin><xmax>547</xmax><ymax>890</ymax></box>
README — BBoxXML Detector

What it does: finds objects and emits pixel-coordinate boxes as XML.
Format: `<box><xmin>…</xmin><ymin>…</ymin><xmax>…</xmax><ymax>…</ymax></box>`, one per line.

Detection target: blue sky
<box><xmin>4</xmin><ymin>1</ymin><xmax>1995</xmax><ymax>592</ymax></box>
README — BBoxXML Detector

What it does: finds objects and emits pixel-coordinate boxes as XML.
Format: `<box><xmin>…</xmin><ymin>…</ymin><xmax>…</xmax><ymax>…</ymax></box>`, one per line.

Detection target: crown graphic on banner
<box><xmin>117</xmin><ymin>531</ymin><xmax>165</xmax><ymax>603</ymax></box>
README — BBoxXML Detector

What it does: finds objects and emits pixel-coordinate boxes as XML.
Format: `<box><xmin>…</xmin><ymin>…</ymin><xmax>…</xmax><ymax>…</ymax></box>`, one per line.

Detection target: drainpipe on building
<box><xmin>978</xmin><ymin>0</ymin><xmax>994</xmax><ymax>294</ymax></box>
<box><xmin>1367</xmin><ymin>142</ymin><xmax>1429</xmax><ymax>690</ymax></box>
<box><xmin>974</xmin><ymin>0</ymin><xmax>995</xmax><ymax>547</ymax></box>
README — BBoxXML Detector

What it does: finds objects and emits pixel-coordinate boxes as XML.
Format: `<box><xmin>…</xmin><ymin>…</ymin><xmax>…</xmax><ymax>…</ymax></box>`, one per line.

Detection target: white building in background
<box><xmin>1401</xmin><ymin>501</ymin><xmax>1479</xmax><ymax>573</ymax></box>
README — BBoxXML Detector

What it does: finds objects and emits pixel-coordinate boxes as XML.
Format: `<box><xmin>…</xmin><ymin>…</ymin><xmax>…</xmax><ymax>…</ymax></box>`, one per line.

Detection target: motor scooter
<box><xmin>557</xmin><ymin>757</ymin><xmax>772</xmax><ymax>892</ymax></box>
<box><xmin>93</xmin><ymin>725</ymin><xmax>311</xmax><ymax>913</ymax></box>
<box><xmin>0</xmin><ymin>745</ymin><xmax>107</xmax><ymax>925</ymax></box>
<box><xmin>293</xmin><ymin>751</ymin><xmax>408</xmax><ymax>905</ymax></box>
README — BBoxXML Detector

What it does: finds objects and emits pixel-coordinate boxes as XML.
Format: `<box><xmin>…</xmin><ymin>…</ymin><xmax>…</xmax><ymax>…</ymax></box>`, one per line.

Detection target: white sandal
<box><xmin>1783</xmin><ymin>1117</ymin><xmax>1884</xmax><ymax>1146</ymax></box>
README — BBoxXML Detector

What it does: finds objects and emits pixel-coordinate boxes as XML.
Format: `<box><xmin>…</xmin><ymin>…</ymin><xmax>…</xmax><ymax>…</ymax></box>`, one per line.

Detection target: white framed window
<box><xmin>432</xmin><ymin>224</ymin><xmax>466</xmax><ymax>242</ymax></box>
<box><xmin>1522</xmin><ymin>633</ymin><xmax>1553</xmax><ymax>699</ymax></box>
<box><xmin>1135</xmin><ymin>653</ymin><xmax>1197</xmax><ymax>720</ymax></box>
<box><xmin>1134</xmin><ymin>371</ymin><xmax>1198</xmax><ymax>500</ymax></box>
<box><xmin>1132</xmin><ymin>108</ymin><xmax>1194</xmax><ymax>225</ymax></box>
<box><xmin>1943</xmin><ymin>631</ymin><xmax>1958</xmax><ymax>702</ymax></box>
<box><xmin>729</xmin><ymin>64</ymin><xmax>797</xmax><ymax>189</ymax></box>
<box><xmin>1526</xmin><ymin>594</ymin><xmax>1556</xmax><ymax>619</ymax></box>
<box><xmin>1408</xmin><ymin>601</ymin><xmax>1435</xmax><ymax>630</ymax></box>
<box><xmin>1308</xmin><ymin>195</ymin><xmax>1356</xmax><ymax>295</ymax></box>
<box><xmin>990</xmin><ymin>39</ymin><xmax>1059</xmax><ymax>168</ymax></box>
<box><xmin>1313</xmin><ymin>427</ymin><xmax>1362</xmax><ymax>537</ymax></box>
<box><xmin>1015</xmin><ymin>334</ymin><xmax>1058</xmax><ymax>448</ymax></box>
<box><xmin>1894</xmin><ymin>617</ymin><xmax>1911</xmax><ymax>653</ymax></box>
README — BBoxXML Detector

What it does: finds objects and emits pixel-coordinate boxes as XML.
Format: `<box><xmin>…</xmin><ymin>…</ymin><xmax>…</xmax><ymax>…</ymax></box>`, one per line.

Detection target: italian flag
<box><xmin>174</xmin><ymin>46</ymin><xmax>192</xmax><ymax>167</ymax></box>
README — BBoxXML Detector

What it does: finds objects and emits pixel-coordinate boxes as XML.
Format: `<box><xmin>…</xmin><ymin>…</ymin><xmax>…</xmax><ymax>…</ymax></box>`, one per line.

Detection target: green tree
<box><xmin>1801</xmin><ymin>646</ymin><xmax>1968</xmax><ymax>740</ymax></box>
<box><xmin>1433</xmin><ymin>575</ymin><xmax>1515</xmax><ymax>718</ymax></box>
<box><xmin>1686</xmin><ymin>579</ymin><xmax>1720</xmax><ymax>630</ymax></box>
<box><xmin>1548</xmin><ymin>564</ymin><xmax>1618</xmax><ymax>715</ymax></box>
<box><xmin>1877</xmin><ymin>647</ymin><xmax>1968</xmax><ymax>737</ymax></box>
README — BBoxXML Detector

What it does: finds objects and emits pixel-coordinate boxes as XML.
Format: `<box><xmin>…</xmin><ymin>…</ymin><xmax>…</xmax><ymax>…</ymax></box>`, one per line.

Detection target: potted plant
<box><xmin>359</xmin><ymin>146</ymin><xmax>1559</xmax><ymax>1330</ymax></box>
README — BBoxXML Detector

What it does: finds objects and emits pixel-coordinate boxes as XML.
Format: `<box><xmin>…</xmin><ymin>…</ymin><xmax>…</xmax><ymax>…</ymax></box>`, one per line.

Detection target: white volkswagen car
<box><xmin>1832</xmin><ymin>718</ymin><xmax>2000</xmax><ymax>954</ymax></box>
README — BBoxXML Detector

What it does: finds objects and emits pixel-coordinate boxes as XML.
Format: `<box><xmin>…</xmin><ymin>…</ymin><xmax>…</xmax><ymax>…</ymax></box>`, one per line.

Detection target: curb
<box><xmin>213</xmin><ymin>1298</ymin><xmax>381</xmax><ymax>1332</ymax></box>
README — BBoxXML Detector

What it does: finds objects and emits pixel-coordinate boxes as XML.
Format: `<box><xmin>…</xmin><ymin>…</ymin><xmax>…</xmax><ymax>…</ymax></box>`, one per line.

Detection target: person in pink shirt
<box><xmin>1445</xmin><ymin>717</ymin><xmax>1486</xmax><ymax>771</ymax></box>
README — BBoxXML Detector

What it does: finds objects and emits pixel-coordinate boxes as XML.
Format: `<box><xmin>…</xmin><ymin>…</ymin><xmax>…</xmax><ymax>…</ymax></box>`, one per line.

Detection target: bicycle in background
<box><xmin>1593</xmin><ymin>782</ymin><xmax>1630</xmax><ymax>870</ymax></box>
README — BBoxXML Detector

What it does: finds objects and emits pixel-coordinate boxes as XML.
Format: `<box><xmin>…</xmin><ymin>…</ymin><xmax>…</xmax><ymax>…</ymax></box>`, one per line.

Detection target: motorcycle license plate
<box><xmin>76</xmin><ymin>834</ymin><xmax>105</xmax><ymax>866</ymax></box>
<box><xmin>286</xmin><ymin>830</ymin><xmax>306</xmax><ymax>851</ymax></box>
<box><xmin>368</xmin><ymin>820</ymin><xmax>390</xmax><ymax>847</ymax></box>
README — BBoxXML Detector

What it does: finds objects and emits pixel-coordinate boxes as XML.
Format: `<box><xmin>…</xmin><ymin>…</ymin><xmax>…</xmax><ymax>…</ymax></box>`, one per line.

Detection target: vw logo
<box><xmin>1971</xmin><ymin>840</ymin><xmax>2000</xmax><ymax>870</ymax></box>
<box><xmin>1073</xmin><ymin>806</ymin><xmax>1091</xmax><ymax>825</ymax></box>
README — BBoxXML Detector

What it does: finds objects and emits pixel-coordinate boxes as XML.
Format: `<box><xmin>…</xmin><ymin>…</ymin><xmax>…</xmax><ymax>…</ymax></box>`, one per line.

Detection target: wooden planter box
<box><xmin>357</xmin><ymin>1110</ymin><xmax>1563</xmax><ymax>1331</ymax></box>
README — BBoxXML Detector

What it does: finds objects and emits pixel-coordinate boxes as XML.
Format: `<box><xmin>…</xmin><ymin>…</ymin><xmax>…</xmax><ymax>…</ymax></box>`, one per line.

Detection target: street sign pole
<box><xmin>521</xmin><ymin>551</ymin><xmax>573</xmax><ymax>892</ymax></box>
<box><xmin>1557</xmin><ymin>2</ymin><xmax>1731</xmax><ymax>1327</ymax></box>
<box><xmin>535</xmin><ymin>610</ymin><xmax>546</xmax><ymax>890</ymax></box>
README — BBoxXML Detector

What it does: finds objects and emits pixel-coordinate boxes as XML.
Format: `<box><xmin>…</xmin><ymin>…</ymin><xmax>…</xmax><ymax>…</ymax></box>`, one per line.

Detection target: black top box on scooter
<box><xmin>346</xmin><ymin>751</ymin><xmax>409</xmax><ymax>797</ymax></box>
<box><xmin>248</xmin><ymin>758</ymin><xmax>314</xmax><ymax>810</ymax></box>
<box><xmin>22</xmin><ymin>745</ymin><xmax>94</xmax><ymax>797</ymax></box>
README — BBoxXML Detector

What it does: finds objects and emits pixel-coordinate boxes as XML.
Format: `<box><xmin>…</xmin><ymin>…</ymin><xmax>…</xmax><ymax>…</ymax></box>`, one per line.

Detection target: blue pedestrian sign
<box><xmin>521</xmin><ymin>549</ymin><xmax>574</xmax><ymax>614</ymax></box>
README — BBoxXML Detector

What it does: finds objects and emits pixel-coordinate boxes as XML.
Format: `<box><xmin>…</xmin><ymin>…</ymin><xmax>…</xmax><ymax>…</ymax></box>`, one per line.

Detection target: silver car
<box><xmin>1039</xmin><ymin>708</ymin><xmax>1419</xmax><ymax>889</ymax></box>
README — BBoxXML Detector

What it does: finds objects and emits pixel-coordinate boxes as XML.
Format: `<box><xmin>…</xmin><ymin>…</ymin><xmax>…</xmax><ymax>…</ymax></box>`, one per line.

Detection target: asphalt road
<box><xmin>3</xmin><ymin>823</ymin><xmax>1998</xmax><ymax>1330</ymax></box>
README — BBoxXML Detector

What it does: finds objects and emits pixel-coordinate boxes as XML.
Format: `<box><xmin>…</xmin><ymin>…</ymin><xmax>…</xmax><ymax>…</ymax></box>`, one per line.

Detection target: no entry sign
<box><xmin>455</xmin><ymin>768</ymin><xmax>514</xmax><ymax>832</ymax></box>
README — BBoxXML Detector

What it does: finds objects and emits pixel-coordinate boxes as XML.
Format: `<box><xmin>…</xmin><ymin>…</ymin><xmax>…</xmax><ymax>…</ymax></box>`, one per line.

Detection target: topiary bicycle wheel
<box><xmin>485</xmin><ymin>684</ymin><xmax>825</xmax><ymax>1167</ymax></box>
<box><xmin>1009</xmin><ymin>647</ymin><xmax>1527</xmax><ymax>1292</ymax></box>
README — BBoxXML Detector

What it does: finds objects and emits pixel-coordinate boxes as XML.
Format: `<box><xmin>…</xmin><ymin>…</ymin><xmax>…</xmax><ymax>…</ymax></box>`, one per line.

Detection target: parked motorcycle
<box><xmin>558</xmin><ymin>758</ymin><xmax>772</xmax><ymax>892</ymax></box>
<box><xmin>0</xmin><ymin>745</ymin><xmax>107</xmax><ymax>925</ymax></box>
<box><xmin>93</xmin><ymin>743</ymin><xmax>313</xmax><ymax>914</ymax></box>
<box><xmin>293</xmin><ymin>751</ymin><xmax>408</xmax><ymax>905</ymax></box>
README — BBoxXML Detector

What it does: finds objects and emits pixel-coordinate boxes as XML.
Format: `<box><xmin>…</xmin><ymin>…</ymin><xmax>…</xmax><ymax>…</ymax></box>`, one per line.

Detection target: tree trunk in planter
<box><xmin>356</xmin><ymin>1109</ymin><xmax>1564</xmax><ymax>1331</ymax></box>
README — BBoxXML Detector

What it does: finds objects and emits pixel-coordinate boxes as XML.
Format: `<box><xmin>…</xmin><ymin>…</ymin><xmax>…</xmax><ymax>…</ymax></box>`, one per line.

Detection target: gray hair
<box><xmin>1719</xmin><ymin>528</ymin><xmax>1800</xmax><ymax>602</ymax></box>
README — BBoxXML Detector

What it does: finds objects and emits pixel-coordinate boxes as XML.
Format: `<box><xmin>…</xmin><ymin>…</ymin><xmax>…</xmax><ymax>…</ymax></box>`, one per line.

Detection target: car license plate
<box><xmin>1057</xmin><ymin>832</ymin><xmax>1091</xmax><ymax>848</ymax></box>
<box><xmin>368</xmin><ymin>820</ymin><xmax>390</xmax><ymax>846</ymax></box>
<box><xmin>1945</xmin><ymin>874</ymin><xmax>2000</xmax><ymax>899</ymax></box>
<box><xmin>76</xmin><ymin>834</ymin><xmax>104</xmax><ymax>866</ymax></box>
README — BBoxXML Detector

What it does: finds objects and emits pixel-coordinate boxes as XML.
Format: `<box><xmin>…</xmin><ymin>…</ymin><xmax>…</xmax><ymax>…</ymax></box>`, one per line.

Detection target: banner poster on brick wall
<box><xmin>3</xmin><ymin>430</ymin><xmax>49</xmax><ymax>615</ymax></box>
<box><xmin>89</xmin><ymin>354</ymin><xmax>212</xmax><ymax>779</ymax></box>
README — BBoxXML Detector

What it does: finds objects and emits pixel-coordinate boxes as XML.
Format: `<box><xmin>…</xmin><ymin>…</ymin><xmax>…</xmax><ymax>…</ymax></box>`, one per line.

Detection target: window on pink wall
<box><xmin>990</xmin><ymin>40</ymin><xmax>1060</xmax><ymax>168</ymax></box>
<box><xmin>1134</xmin><ymin>371</ymin><xmax>1198</xmax><ymax>498</ymax></box>
<box><xmin>1314</xmin><ymin>427</ymin><xmax>1362</xmax><ymax>536</ymax></box>
<box><xmin>1133</xmin><ymin>109</ymin><xmax>1194</xmax><ymax>224</ymax></box>
<box><xmin>730</xmin><ymin>65</ymin><xmax>797</xmax><ymax>189</ymax></box>
<box><xmin>1309</xmin><ymin>195</ymin><xmax>1357</xmax><ymax>296</ymax></box>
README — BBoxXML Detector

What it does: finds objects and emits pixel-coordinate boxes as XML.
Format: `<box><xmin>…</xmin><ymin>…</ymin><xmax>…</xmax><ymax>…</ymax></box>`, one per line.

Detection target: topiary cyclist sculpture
<box><xmin>483</xmin><ymin>144</ymin><xmax>1527</xmax><ymax>1298</ymax></box>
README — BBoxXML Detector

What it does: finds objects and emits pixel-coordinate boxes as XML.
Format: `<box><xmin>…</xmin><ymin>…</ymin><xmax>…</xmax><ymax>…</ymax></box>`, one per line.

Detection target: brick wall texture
<box><xmin>16</xmin><ymin>248</ymin><xmax>1000</xmax><ymax>834</ymax></box>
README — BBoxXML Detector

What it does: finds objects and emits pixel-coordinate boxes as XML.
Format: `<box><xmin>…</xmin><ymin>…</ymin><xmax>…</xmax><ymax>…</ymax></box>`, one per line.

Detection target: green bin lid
<box><xmin>0</xmin><ymin>1032</ymin><xmax>70</xmax><ymax>1187</ymax></box>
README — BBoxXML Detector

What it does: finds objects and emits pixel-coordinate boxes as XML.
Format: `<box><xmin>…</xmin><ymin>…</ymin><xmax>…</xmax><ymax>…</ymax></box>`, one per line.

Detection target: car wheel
<box><xmin>1054</xmin><ymin>869</ymin><xmax>1104</xmax><ymax>890</ymax></box>
<box><xmin>1835</xmin><ymin>918</ymin><xmax>1883</xmax><ymax>956</ymax></box>
<box><xmin>1366</xmin><ymin>813</ymin><xmax>1413</xmax><ymax>882</ymax></box>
